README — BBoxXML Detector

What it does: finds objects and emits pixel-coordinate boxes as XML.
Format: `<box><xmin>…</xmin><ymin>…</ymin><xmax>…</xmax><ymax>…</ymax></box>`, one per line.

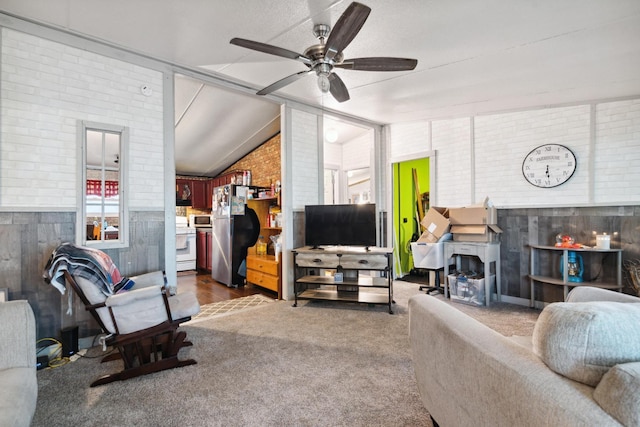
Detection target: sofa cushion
<box><xmin>593</xmin><ymin>362</ymin><xmax>640</xmax><ymax>427</ymax></box>
<box><xmin>566</xmin><ymin>286</ymin><xmax>640</xmax><ymax>304</ymax></box>
<box><xmin>532</xmin><ymin>301</ymin><xmax>640</xmax><ymax>386</ymax></box>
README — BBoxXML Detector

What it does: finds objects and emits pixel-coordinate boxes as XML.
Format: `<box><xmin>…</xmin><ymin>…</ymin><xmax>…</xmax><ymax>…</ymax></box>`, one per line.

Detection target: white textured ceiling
<box><xmin>2</xmin><ymin>0</ymin><xmax>640</xmax><ymax>175</ymax></box>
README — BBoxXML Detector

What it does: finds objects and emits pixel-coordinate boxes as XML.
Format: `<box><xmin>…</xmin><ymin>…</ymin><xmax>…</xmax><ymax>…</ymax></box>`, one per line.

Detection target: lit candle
<box><xmin>596</xmin><ymin>234</ymin><xmax>610</xmax><ymax>250</ymax></box>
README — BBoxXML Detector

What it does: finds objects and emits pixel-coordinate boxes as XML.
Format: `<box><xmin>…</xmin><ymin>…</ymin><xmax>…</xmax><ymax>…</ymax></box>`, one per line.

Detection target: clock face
<box><xmin>522</xmin><ymin>144</ymin><xmax>576</xmax><ymax>188</ymax></box>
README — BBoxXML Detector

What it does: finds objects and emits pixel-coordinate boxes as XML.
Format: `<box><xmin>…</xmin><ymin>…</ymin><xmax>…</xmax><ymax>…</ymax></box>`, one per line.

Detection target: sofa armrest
<box><xmin>566</xmin><ymin>286</ymin><xmax>640</xmax><ymax>303</ymax></box>
<box><xmin>0</xmin><ymin>300</ymin><xmax>36</xmax><ymax>370</ymax></box>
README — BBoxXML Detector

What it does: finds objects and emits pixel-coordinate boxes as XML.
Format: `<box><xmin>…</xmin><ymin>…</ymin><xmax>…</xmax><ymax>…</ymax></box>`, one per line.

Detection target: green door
<box><xmin>393</xmin><ymin>158</ymin><xmax>429</xmax><ymax>276</ymax></box>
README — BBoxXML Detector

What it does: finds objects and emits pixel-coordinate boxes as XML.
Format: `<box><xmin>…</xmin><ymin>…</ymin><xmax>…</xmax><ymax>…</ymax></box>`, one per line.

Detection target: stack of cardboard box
<box><xmin>448</xmin><ymin>201</ymin><xmax>502</xmax><ymax>242</ymax></box>
<box><xmin>442</xmin><ymin>200</ymin><xmax>501</xmax><ymax>306</ymax></box>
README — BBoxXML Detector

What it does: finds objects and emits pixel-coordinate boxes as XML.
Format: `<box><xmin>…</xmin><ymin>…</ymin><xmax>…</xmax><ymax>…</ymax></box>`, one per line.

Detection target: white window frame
<box><xmin>77</xmin><ymin>121</ymin><xmax>129</xmax><ymax>249</ymax></box>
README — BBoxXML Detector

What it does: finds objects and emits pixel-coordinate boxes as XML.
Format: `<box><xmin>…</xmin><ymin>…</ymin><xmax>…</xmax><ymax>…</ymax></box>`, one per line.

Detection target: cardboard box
<box><xmin>451</xmin><ymin>224</ymin><xmax>502</xmax><ymax>242</ymax></box>
<box><xmin>418</xmin><ymin>207</ymin><xmax>450</xmax><ymax>243</ymax></box>
<box><xmin>449</xmin><ymin>206</ymin><xmax>498</xmax><ymax>225</ymax></box>
<box><xmin>447</xmin><ymin>274</ymin><xmax>495</xmax><ymax>306</ymax></box>
<box><xmin>411</xmin><ymin>241</ymin><xmax>446</xmax><ymax>269</ymax></box>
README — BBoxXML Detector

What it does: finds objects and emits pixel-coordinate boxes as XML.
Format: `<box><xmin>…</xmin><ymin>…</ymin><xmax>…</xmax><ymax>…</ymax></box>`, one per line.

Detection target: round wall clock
<box><xmin>522</xmin><ymin>144</ymin><xmax>576</xmax><ymax>188</ymax></box>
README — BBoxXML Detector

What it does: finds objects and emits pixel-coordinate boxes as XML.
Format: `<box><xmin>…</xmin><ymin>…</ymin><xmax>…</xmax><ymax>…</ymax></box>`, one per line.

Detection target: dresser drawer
<box><xmin>246</xmin><ymin>270</ymin><xmax>279</xmax><ymax>292</ymax></box>
<box><xmin>246</xmin><ymin>256</ymin><xmax>279</xmax><ymax>276</ymax></box>
<box><xmin>446</xmin><ymin>243</ymin><xmax>481</xmax><ymax>257</ymax></box>
<box><xmin>339</xmin><ymin>254</ymin><xmax>389</xmax><ymax>269</ymax></box>
<box><xmin>295</xmin><ymin>253</ymin><xmax>339</xmax><ymax>268</ymax></box>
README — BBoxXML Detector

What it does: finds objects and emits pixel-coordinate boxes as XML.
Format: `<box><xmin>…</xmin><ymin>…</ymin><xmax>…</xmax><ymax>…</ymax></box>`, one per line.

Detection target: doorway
<box><xmin>393</xmin><ymin>157</ymin><xmax>430</xmax><ymax>277</ymax></box>
<box><xmin>322</xmin><ymin>115</ymin><xmax>374</xmax><ymax>205</ymax></box>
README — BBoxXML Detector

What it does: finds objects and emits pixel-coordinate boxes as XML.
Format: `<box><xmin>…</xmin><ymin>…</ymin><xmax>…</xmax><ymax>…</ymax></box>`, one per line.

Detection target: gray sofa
<box><xmin>409</xmin><ymin>287</ymin><xmax>640</xmax><ymax>427</ymax></box>
<box><xmin>0</xmin><ymin>300</ymin><xmax>37</xmax><ymax>427</ymax></box>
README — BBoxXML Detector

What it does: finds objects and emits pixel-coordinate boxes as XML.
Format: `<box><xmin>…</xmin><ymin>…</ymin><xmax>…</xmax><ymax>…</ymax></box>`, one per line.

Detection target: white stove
<box><xmin>176</xmin><ymin>216</ymin><xmax>196</xmax><ymax>271</ymax></box>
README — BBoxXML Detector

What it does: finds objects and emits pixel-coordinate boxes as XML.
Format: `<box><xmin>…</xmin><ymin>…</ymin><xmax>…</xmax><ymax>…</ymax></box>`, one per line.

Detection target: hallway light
<box><xmin>325</xmin><ymin>128</ymin><xmax>338</xmax><ymax>143</ymax></box>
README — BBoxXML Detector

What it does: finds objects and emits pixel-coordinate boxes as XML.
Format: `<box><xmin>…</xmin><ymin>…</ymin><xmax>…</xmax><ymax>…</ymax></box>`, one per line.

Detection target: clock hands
<box><xmin>546</xmin><ymin>165</ymin><xmax>550</xmax><ymax>178</ymax></box>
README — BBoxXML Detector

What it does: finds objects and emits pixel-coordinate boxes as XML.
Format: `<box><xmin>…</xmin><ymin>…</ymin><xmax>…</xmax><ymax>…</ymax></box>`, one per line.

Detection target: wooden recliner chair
<box><xmin>44</xmin><ymin>243</ymin><xmax>200</xmax><ymax>387</ymax></box>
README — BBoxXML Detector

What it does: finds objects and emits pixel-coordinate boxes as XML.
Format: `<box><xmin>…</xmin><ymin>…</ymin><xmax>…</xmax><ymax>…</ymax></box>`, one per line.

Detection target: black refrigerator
<box><xmin>211</xmin><ymin>184</ymin><xmax>260</xmax><ymax>287</ymax></box>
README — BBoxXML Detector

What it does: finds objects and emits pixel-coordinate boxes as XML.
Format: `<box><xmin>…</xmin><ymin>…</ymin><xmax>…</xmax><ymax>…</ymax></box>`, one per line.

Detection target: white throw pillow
<box><xmin>532</xmin><ymin>301</ymin><xmax>640</xmax><ymax>386</ymax></box>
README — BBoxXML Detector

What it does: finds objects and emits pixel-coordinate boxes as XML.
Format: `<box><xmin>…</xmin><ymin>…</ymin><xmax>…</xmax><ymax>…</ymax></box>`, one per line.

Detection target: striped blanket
<box><xmin>43</xmin><ymin>242</ymin><xmax>134</xmax><ymax>296</ymax></box>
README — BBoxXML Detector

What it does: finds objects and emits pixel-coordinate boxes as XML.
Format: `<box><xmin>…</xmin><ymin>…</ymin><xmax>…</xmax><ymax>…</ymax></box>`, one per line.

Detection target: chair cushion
<box><xmin>168</xmin><ymin>291</ymin><xmax>200</xmax><ymax>320</ymax></box>
<box><xmin>532</xmin><ymin>301</ymin><xmax>640</xmax><ymax>386</ymax></box>
<box><xmin>107</xmin><ymin>288</ymin><xmax>169</xmax><ymax>334</ymax></box>
<box><xmin>593</xmin><ymin>362</ymin><xmax>640</xmax><ymax>426</ymax></box>
<box><xmin>129</xmin><ymin>271</ymin><xmax>166</xmax><ymax>289</ymax></box>
<box><xmin>75</xmin><ymin>276</ymin><xmax>107</xmax><ymax>305</ymax></box>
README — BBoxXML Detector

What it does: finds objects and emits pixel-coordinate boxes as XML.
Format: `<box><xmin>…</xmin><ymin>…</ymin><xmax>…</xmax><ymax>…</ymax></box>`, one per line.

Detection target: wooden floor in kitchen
<box><xmin>177</xmin><ymin>270</ymin><xmax>276</xmax><ymax>305</ymax></box>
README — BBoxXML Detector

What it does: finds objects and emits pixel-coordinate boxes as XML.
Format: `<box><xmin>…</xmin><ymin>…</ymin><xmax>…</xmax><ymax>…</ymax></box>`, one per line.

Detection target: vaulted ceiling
<box><xmin>3</xmin><ymin>0</ymin><xmax>639</xmax><ymax>176</ymax></box>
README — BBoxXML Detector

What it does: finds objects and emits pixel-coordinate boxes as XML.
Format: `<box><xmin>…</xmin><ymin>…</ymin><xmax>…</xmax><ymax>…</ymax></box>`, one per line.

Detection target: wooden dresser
<box><xmin>246</xmin><ymin>254</ymin><xmax>281</xmax><ymax>299</ymax></box>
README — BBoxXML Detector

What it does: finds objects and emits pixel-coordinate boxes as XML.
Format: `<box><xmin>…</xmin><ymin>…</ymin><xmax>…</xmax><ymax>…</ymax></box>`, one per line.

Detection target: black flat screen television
<box><xmin>304</xmin><ymin>203</ymin><xmax>377</xmax><ymax>248</ymax></box>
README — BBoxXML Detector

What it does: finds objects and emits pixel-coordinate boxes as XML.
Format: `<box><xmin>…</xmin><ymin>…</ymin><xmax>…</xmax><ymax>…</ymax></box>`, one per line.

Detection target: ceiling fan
<box><xmin>230</xmin><ymin>1</ymin><xmax>418</xmax><ymax>103</ymax></box>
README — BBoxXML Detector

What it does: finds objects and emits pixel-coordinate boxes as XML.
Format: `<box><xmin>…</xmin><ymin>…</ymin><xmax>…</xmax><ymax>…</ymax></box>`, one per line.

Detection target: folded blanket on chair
<box><xmin>43</xmin><ymin>242</ymin><xmax>134</xmax><ymax>296</ymax></box>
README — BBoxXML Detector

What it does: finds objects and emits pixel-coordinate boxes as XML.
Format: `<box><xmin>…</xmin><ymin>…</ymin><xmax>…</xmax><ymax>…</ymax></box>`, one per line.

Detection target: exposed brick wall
<box><xmin>221</xmin><ymin>133</ymin><xmax>281</xmax><ymax>188</ymax></box>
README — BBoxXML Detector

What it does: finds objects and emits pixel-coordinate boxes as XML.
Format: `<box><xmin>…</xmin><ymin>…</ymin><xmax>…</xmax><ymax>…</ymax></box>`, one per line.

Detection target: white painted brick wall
<box><xmin>390</xmin><ymin>101</ymin><xmax>638</xmax><ymax>208</ymax></box>
<box><xmin>1</xmin><ymin>29</ymin><xmax>164</xmax><ymax>209</ymax></box>
<box><xmin>595</xmin><ymin>99</ymin><xmax>640</xmax><ymax>203</ymax></box>
<box><xmin>323</xmin><ymin>141</ymin><xmax>342</xmax><ymax>166</ymax></box>
<box><xmin>474</xmin><ymin>106</ymin><xmax>590</xmax><ymax>207</ymax></box>
<box><xmin>431</xmin><ymin>118</ymin><xmax>472</xmax><ymax>207</ymax></box>
<box><xmin>290</xmin><ymin>109</ymin><xmax>319</xmax><ymax>209</ymax></box>
<box><xmin>342</xmin><ymin>131</ymin><xmax>373</xmax><ymax>171</ymax></box>
<box><xmin>388</xmin><ymin>121</ymin><xmax>431</xmax><ymax>159</ymax></box>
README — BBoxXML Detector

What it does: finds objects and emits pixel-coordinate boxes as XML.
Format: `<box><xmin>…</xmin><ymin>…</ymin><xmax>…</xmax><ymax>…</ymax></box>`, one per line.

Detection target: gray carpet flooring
<box><xmin>32</xmin><ymin>281</ymin><xmax>540</xmax><ymax>427</ymax></box>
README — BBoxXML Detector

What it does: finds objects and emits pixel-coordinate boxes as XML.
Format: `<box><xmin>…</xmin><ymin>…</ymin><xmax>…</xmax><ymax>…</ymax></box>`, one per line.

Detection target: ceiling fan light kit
<box><xmin>230</xmin><ymin>1</ymin><xmax>418</xmax><ymax>103</ymax></box>
<box><xmin>317</xmin><ymin>73</ymin><xmax>331</xmax><ymax>93</ymax></box>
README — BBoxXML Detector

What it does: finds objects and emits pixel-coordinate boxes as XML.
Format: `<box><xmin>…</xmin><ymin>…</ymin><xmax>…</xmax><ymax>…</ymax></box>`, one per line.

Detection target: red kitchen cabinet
<box><xmin>176</xmin><ymin>179</ymin><xmax>193</xmax><ymax>206</ymax></box>
<box><xmin>191</xmin><ymin>180</ymin><xmax>208</xmax><ymax>209</ymax></box>
<box><xmin>196</xmin><ymin>229</ymin><xmax>213</xmax><ymax>272</ymax></box>
<box><xmin>206</xmin><ymin>231</ymin><xmax>212</xmax><ymax>271</ymax></box>
<box><xmin>196</xmin><ymin>230</ymin><xmax>207</xmax><ymax>271</ymax></box>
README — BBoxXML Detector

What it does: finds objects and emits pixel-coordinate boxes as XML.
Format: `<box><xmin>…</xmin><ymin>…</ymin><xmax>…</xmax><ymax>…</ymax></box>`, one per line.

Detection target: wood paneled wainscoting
<box><xmin>497</xmin><ymin>205</ymin><xmax>640</xmax><ymax>304</ymax></box>
<box><xmin>0</xmin><ymin>210</ymin><xmax>165</xmax><ymax>341</ymax></box>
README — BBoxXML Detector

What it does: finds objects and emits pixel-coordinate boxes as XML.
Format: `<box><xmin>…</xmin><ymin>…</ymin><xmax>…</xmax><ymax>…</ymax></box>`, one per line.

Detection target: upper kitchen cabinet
<box><xmin>191</xmin><ymin>179</ymin><xmax>210</xmax><ymax>210</ymax></box>
<box><xmin>176</xmin><ymin>179</ymin><xmax>193</xmax><ymax>206</ymax></box>
<box><xmin>176</xmin><ymin>177</ymin><xmax>213</xmax><ymax>209</ymax></box>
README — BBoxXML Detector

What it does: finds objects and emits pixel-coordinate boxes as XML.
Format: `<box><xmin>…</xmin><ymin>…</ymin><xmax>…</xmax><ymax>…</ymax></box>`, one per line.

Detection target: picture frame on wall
<box><xmin>0</xmin><ymin>288</ymin><xmax>8</xmax><ymax>302</ymax></box>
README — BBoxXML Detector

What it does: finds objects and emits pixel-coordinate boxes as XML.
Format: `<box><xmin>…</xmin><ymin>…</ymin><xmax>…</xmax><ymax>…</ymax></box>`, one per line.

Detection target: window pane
<box><xmin>85</xmin><ymin>128</ymin><xmax>121</xmax><ymax>242</ymax></box>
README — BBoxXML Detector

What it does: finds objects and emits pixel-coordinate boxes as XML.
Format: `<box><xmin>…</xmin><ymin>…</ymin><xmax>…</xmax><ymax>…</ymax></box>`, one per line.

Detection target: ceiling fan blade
<box><xmin>336</xmin><ymin>57</ymin><xmax>418</xmax><ymax>71</ymax></box>
<box><xmin>256</xmin><ymin>69</ymin><xmax>314</xmax><ymax>96</ymax></box>
<box><xmin>324</xmin><ymin>2</ymin><xmax>371</xmax><ymax>62</ymax></box>
<box><xmin>328</xmin><ymin>73</ymin><xmax>350</xmax><ymax>103</ymax></box>
<box><xmin>230</xmin><ymin>38</ymin><xmax>311</xmax><ymax>65</ymax></box>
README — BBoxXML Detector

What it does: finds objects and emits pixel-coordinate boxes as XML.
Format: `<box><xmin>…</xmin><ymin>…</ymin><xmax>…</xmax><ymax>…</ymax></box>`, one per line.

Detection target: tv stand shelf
<box><xmin>293</xmin><ymin>246</ymin><xmax>394</xmax><ymax>313</ymax></box>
